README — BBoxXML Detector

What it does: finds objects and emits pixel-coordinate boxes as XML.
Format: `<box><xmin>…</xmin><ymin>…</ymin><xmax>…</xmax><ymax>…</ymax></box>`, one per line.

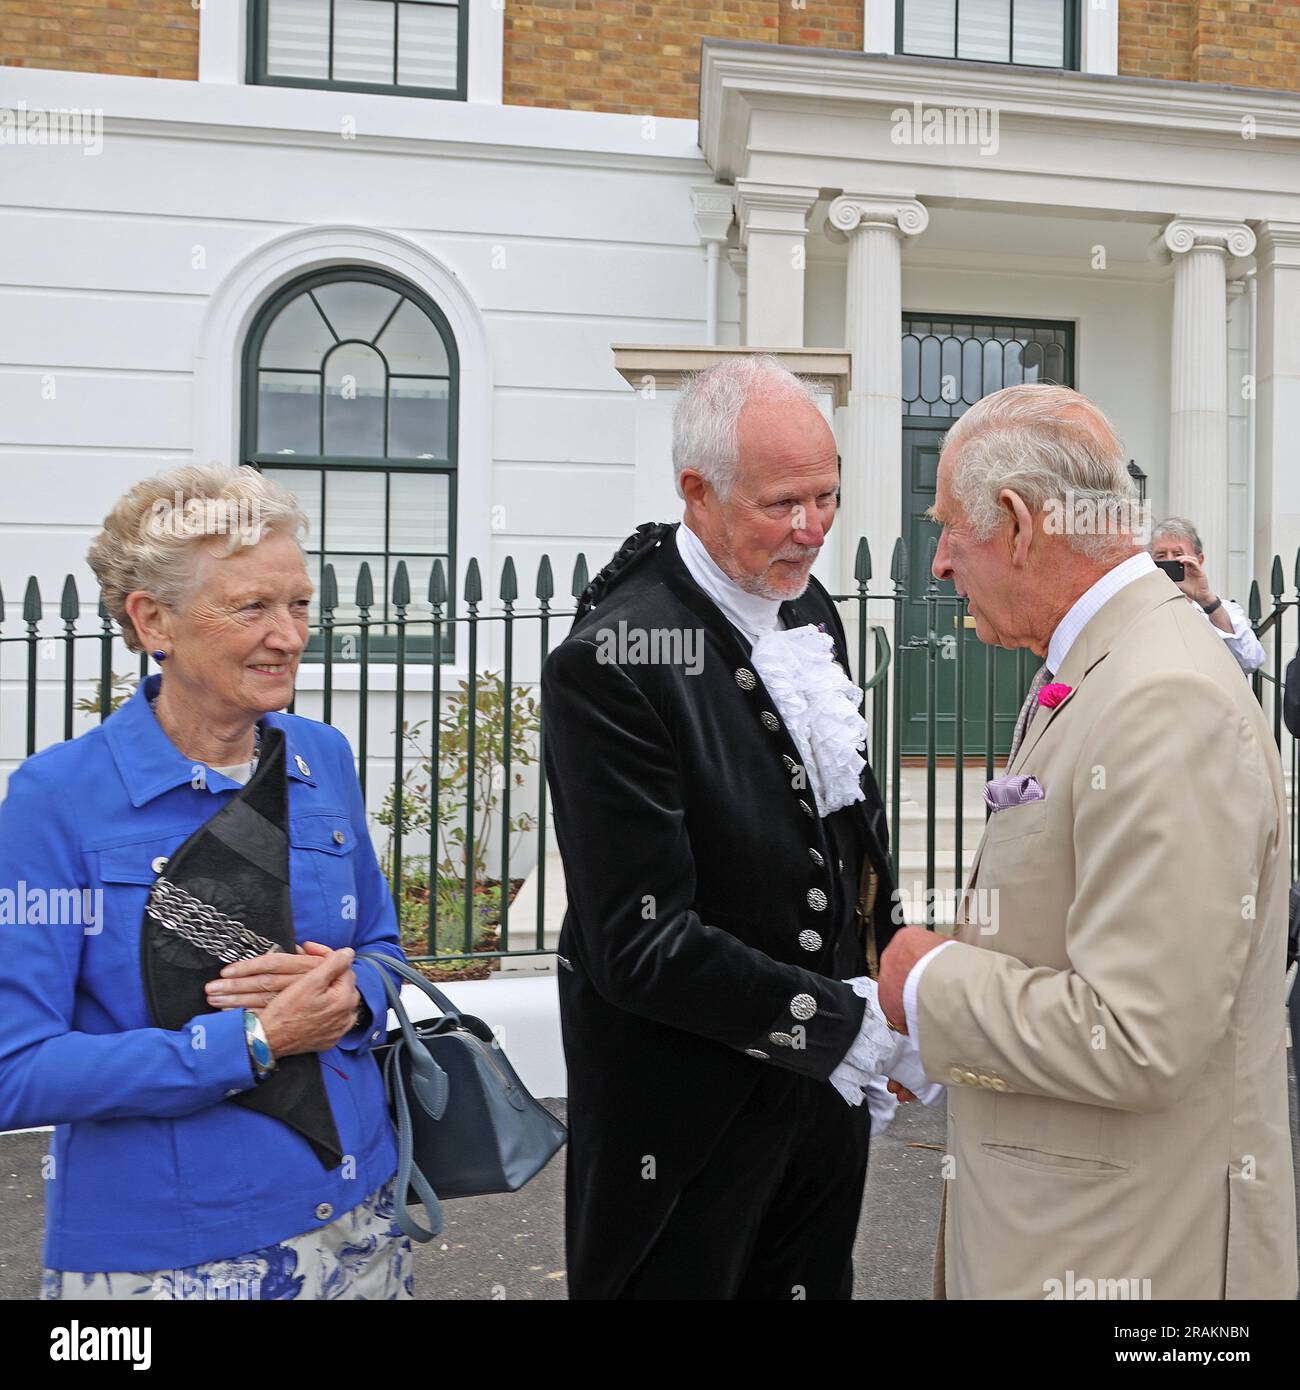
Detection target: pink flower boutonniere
<box><xmin>1038</xmin><ymin>682</ymin><xmax>1073</xmax><ymax>709</ymax></box>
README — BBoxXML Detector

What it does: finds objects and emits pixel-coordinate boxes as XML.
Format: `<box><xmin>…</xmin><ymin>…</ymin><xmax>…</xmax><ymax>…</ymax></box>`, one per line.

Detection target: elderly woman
<box><xmin>0</xmin><ymin>464</ymin><xmax>409</xmax><ymax>1300</ymax></box>
<box><xmin>1149</xmin><ymin>517</ymin><xmax>1265</xmax><ymax>675</ymax></box>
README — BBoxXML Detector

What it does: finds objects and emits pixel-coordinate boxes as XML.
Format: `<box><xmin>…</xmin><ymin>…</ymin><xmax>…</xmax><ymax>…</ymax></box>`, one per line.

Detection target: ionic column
<box><xmin>826</xmin><ymin>195</ymin><xmax>929</xmax><ymax>603</ymax></box>
<box><xmin>1152</xmin><ymin>218</ymin><xmax>1256</xmax><ymax>595</ymax></box>
<box><xmin>734</xmin><ymin>181</ymin><xmax>818</xmax><ymax>347</ymax></box>
<box><xmin>1252</xmin><ymin>221</ymin><xmax>1300</xmax><ymax>593</ymax></box>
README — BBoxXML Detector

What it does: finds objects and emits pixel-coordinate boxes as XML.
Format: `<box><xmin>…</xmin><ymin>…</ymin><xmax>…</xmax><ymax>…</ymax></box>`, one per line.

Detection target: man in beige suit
<box><xmin>879</xmin><ymin>383</ymin><xmax>1297</xmax><ymax>1300</ymax></box>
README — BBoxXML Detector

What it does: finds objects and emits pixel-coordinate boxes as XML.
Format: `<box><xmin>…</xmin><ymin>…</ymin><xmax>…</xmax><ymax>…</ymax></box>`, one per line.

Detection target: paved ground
<box><xmin>2</xmin><ymin>1061</ymin><xmax>1295</xmax><ymax>1300</ymax></box>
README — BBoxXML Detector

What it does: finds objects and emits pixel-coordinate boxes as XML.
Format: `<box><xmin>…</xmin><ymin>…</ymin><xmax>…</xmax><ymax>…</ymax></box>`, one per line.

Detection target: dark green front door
<box><xmin>898</xmin><ymin>426</ymin><xmax>1027</xmax><ymax>756</ymax></box>
<box><xmin>896</xmin><ymin>314</ymin><xmax>1075</xmax><ymax>757</ymax></box>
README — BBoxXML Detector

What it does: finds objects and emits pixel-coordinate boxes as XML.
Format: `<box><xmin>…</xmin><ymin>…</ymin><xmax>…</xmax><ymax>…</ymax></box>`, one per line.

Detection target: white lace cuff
<box><xmin>829</xmin><ymin>977</ymin><xmax>909</xmax><ymax>1107</ymax></box>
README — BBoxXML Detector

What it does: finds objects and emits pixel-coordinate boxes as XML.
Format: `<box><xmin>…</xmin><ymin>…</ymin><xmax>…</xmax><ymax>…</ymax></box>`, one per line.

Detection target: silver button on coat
<box><xmin>759</xmin><ymin>711</ymin><xmax>780</xmax><ymax>732</ymax></box>
<box><xmin>734</xmin><ymin>668</ymin><xmax>756</xmax><ymax>690</ymax></box>
<box><xmin>806</xmin><ymin>888</ymin><xmax>828</xmax><ymax>911</ymax></box>
<box><xmin>798</xmin><ymin>929</ymin><xmax>822</xmax><ymax>952</ymax></box>
<box><xmin>789</xmin><ymin>993</ymin><xmax>817</xmax><ymax>1021</ymax></box>
<box><xmin>314</xmin><ymin>1202</ymin><xmax>334</xmax><ymax>1221</ymax></box>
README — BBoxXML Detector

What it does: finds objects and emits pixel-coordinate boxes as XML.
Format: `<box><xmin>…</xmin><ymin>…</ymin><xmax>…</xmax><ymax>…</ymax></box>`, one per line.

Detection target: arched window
<box><xmin>242</xmin><ymin>267</ymin><xmax>458</xmax><ymax>661</ymax></box>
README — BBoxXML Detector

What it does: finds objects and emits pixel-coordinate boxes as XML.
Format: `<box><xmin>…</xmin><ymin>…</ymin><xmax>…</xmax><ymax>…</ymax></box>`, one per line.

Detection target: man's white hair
<box><xmin>672</xmin><ymin>354</ymin><xmax>822</xmax><ymax>501</ymax></box>
<box><xmin>1150</xmin><ymin>515</ymin><xmax>1204</xmax><ymax>556</ymax></box>
<box><xmin>943</xmin><ymin>383</ymin><xmax>1137</xmax><ymax>563</ymax></box>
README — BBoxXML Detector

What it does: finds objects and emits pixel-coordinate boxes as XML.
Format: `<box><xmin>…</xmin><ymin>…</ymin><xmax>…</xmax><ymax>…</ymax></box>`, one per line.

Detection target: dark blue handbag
<box><xmin>357</xmin><ymin>953</ymin><xmax>567</xmax><ymax>1242</ymax></box>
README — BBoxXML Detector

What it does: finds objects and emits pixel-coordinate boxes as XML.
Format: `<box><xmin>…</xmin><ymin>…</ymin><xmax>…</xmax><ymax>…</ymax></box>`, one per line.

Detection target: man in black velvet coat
<box><xmin>541</xmin><ymin>358</ymin><xmax>902</xmax><ymax>1299</ymax></box>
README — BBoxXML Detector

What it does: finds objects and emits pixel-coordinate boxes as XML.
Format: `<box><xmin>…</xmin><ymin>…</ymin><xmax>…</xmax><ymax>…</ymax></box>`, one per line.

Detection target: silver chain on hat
<box><xmin>145</xmin><ymin>876</ymin><xmax>281</xmax><ymax>964</ymax></box>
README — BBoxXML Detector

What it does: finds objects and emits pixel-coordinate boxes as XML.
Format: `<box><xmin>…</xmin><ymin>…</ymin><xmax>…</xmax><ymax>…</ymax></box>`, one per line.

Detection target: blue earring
<box><xmin>152</xmin><ymin>650</ymin><xmax>166</xmax><ymax>662</ymax></box>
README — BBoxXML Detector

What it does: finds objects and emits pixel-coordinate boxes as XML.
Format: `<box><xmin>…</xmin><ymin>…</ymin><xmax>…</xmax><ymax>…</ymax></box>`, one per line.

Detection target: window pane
<box><xmin>388</xmin><ymin>378</ymin><xmax>449</xmax><ymax>459</ymax></box>
<box><xmin>266</xmin><ymin>0</ymin><xmax>329</xmax><ymax>79</ymax></box>
<box><xmin>389</xmin><ymin>471</ymin><xmax>449</xmax><ymax>552</ymax></box>
<box><xmin>324</xmin><ymin>344</ymin><xmax>386</xmax><ymax>457</ymax></box>
<box><xmin>376</xmin><ymin>298</ymin><xmax>448</xmax><ymax>375</ymax></box>
<box><xmin>903</xmin><ymin>0</ymin><xmax>956</xmax><ymax>57</ymax></box>
<box><xmin>398</xmin><ymin>2</ymin><xmax>459</xmax><ymax>89</ymax></box>
<box><xmin>325</xmin><ymin>469</ymin><xmax>386</xmax><ymax>553</ymax></box>
<box><xmin>313</xmin><ymin>281</ymin><xmax>400</xmax><ymax>344</ymax></box>
<box><xmin>259</xmin><ymin>291</ymin><xmax>335</xmax><ymax>371</ymax></box>
<box><xmin>334</xmin><ymin>0</ymin><xmax>397</xmax><ymax>85</ymax></box>
<box><xmin>958</xmin><ymin>0</ymin><xmax>1010</xmax><ymax>63</ymax></box>
<box><xmin>1013</xmin><ymin>0</ymin><xmax>1066</xmax><ymax>66</ymax></box>
<box><xmin>258</xmin><ymin>372</ymin><xmax>321</xmax><ymax>454</ymax></box>
<box><xmin>261</xmin><ymin>467</ymin><xmax>323</xmax><ymax>548</ymax></box>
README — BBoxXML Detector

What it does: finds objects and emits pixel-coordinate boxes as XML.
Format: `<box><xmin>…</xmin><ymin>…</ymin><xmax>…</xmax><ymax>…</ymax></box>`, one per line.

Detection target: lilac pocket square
<box><xmin>984</xmin><ymin>774</ymin><xmax>1046</xmax><ymax>813</ymax></box>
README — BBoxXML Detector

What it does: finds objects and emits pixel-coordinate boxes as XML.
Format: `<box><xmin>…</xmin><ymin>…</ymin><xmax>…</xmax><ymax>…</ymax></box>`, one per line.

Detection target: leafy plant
<box><xmin>74</xmin><ymin>671</ymin><xmax>138</xmax><ymax>717</ymax></box>
<box><xmin>376</xmin><ymin>670</ymin><xmax>541</xmax><ymax>888</ymax></box>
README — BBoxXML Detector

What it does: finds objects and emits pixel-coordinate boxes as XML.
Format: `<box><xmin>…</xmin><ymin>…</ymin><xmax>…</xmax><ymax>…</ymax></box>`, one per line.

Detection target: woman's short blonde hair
<box><xmin>88</xmin><ymin>463</ymin><xmax>310</xmax><ymax>652</ymax></box>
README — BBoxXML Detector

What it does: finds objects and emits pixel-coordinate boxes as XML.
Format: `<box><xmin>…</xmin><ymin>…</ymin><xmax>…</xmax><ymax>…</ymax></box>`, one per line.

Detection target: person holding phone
<box><xmin>1149</xmin><ymin>518</ymin><xmax>1265</xmax><ymax>674</ymax></box>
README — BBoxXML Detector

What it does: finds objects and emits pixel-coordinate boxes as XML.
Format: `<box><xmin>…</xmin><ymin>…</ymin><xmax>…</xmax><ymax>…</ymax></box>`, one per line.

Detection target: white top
<box><xmin>674</xmin><ymin>522</ymin><xmax>869</xmax><ymax>818</ymax></box>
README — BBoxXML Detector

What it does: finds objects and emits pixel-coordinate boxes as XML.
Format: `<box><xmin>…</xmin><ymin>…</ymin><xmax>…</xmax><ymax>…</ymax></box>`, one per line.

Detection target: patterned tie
<box><xmin>1007</xmin><ymin>663</ymin><xmax>1053</xmax><ymax>766</ymax></box>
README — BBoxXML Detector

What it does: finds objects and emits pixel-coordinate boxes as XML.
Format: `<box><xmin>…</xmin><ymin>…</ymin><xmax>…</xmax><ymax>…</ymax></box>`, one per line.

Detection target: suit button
<box><xmin>333</xmin><ymin>829</ymin><xmax>346</xmax><ymax>845</ymax></box>
<box><xmin>759</xmin><ymin>711</ymin><xmax>780</xmax><ymax>732</ymax></box>
<box><xmin>295</xmin><ymin>755</ymin><xmax>312</xmax><ymax>777</ymax></box>
<box><xmin>734</xmin><ymin>667</ymin><xmax>756</xmax><ymax>690</ymax></box>
<box><xmin>789</xmin><ymin>993</ymin><xmax>817</xmax><ymax>1021</ymax></box>
<box><xmin>988</xmin><ymin>1077</ymin><xmax>1009</xmax><ymax>1092</ymax></box>
<box><xmin>949</xmin><ymin>1066</ymin><xmax>965</xmax><ymax>1084</ymax></box>
<box><xmin>314</xmin><ymin>1202</ymin><xmax>333</xmax><ymax>1221</ymax></box>
<box><xmin>978</xmin><ymin>1074</ymin><xmax>995</xmax><ymax>1089</ymax></box>
<box><xmin>798</xmin><ymin>800</ymin><xmax>813</xmax><ymax>818</ymax></box>
<box><xmin>806</xmin><ymin>888</ymin><xmax>827</xmax><ymax>911</ymax></box>
<box><xmin>961</xmin><ymin>1070</ymin><xmax>979</xmax><ymax>1087</ymax></box>
<box><xmin>808</xmin><ymin>848</ymin><xmax>824</xmax><ymax>867</ymax></box>
<box><xmin>798</xmin><ymin>929</ymin><xmax>822</xmax><ymax>952</ymax></box>
<box><xmin>781</xmin><ymin>754</ymin><xmax>798</xmax><ymax>773</ymax></box>
<box><xmin>744</xmin><ymin>1048</ymin><xmax>769</xmax><ymax>1060</ymax></box>
<box><xmin>768</xmin><ymin>1032</ymin><xmax>794</xmax><ymax>1047</ymax></box>
<box><xmin>151</xmin><ymin>856</ymin><xmax>168</xmax><ymax>874</ymax></box>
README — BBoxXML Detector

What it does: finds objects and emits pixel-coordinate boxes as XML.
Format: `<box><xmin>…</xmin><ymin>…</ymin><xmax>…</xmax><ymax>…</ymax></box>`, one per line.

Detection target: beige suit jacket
<box><xmin>918</xmin><ymin>568</ymin><xmax>1297</xmax><ymax>1299</ymax></box>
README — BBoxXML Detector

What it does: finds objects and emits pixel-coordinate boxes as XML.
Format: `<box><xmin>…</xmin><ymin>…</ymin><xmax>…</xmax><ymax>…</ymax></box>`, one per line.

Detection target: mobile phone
<box><xmin>1155</xmin><ymin>559</ymin><xmax>1186</xmax><ymax>582</ymax></box>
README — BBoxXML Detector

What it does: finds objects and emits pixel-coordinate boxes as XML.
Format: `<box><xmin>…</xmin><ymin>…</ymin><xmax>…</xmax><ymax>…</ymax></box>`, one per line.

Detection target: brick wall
<box><xmin>0</xmin><ymin>0</ymin><xmax>200</xmax><ymax>81</ymax></box>
<box><xmin>1120</xmin><ymin>1</ymin><xmax>1300</xmax><ymax>92</ymax></box>
<box><xmin>503</xmin><ymin>0</ymin><xmax>862</xmax><ymax>119</ymax></box>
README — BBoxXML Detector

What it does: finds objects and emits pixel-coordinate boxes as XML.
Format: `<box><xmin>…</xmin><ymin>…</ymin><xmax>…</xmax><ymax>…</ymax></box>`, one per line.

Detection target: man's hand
<box><xmin>205</xmin><ymin>941</ymin><xmax>330</xmax><ymax>1011</ymax></box>
<box><xmin>1168</xmin><ymin>551</ymin><xmax>1216</xmax><ymax>608</ymax></box>
<box><xmin>878</xmin><ymin>926</ymin><xmax>946</xmax><ymax>1033</ymax></box>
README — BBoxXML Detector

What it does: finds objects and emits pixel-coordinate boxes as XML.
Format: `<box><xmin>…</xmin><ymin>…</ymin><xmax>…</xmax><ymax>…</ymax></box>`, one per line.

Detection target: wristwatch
<box><xmin>242</xmin><ymin>1008</ymin><xmax>277</xmax><ymax>1083</ymax></box>
<box><xmin>1201</xmin><ymin>596</ymin><xmax>1223</xmax><ymax>616</ymax></box>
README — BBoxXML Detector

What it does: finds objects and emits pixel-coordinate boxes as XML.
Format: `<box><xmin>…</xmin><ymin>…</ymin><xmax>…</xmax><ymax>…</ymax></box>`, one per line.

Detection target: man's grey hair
<box><xmin>942</xmin><ymin>383</ymin><xmax>1138</xmax><ymax>563</ymax></box>
<box><xmin>672</xmin><ymin>354</ymin><xmax>822</xmax><ymax>501</ymax></box>
<box><xmin>1150</xmin><ymin>516</ymin><xmax>1204</xmax><ymax>556</ymax></box>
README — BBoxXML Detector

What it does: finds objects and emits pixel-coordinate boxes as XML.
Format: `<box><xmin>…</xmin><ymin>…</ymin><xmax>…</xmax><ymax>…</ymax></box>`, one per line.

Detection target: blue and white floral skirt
<box><xmin>41</xmin><ymin>1176</ymin><xmax>413</xmax><ymax>1301</ymax></box>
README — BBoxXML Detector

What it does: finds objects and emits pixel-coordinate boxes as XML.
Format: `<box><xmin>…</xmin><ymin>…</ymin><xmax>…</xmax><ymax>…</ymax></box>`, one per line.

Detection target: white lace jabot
<box><xmin>674</xmin><ymin>524</ymin><xmax>869</xmax><ymax>818</ymax></box>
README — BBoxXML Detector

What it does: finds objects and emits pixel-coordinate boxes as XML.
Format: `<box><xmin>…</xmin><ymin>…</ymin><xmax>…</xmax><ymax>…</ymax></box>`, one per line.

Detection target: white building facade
<box><xmin>3</xmin><ymin>6</ymin><xmax>1299</xmax><ymax>797</ymax></box>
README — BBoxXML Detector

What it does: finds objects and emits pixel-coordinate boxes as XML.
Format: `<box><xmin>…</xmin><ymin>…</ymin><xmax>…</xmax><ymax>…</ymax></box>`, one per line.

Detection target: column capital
<box><xmin>734</xmin><ymin>180</ymin><xmax>819</xmax><ymax>248</ymax></box>
<box><xmin>826</xmin><ymin>195</ymin><xmax>929</xmax><ymax>241</ymax></box>
<box><xmin>1151</xmin><ymin>217</ymin><xmax>1256</xmax><ymax>264</ymax></box>
<box><xmin>691</xmin><ymin>184</ymin><xmax>735</xmax><ymax>246</ymax></box>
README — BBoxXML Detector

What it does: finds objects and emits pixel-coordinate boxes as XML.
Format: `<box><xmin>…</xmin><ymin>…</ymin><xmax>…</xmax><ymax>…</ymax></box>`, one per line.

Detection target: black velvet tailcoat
<box><xmin>541</xmin><ymin>522</ymin><xmax>899</xmax><ymax>1297</ymax></box>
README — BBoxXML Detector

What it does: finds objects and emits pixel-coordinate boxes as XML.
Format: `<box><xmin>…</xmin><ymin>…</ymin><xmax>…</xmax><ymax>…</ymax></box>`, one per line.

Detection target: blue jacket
<box><xmin>0</xmin><ymin>674</ymin><xmax>402</xmax><ymax>1271</ymax></box>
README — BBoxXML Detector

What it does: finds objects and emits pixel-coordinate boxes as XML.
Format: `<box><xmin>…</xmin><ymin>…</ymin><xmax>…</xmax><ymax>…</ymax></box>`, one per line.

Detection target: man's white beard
<box><xmin>717</xmin><ymin>525</ymin><xmax>818</xmax><ymax>601</ymax></box>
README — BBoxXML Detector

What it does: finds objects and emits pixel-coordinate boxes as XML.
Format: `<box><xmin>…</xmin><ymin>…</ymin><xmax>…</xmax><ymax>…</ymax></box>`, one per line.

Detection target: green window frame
<box><xmin>241</xmin><ymin>266</ymin><xmax>459</xmax><ymax>663</ymax></box>
<box><xmin>248</xmin><ymin>0</ymin><xmax>469</xmax><ymax>100</ymax></box>
<box><xmin>895</xmin><ymin>0</ymin><xmax>1081</xmax><ymax>70</ymax></box>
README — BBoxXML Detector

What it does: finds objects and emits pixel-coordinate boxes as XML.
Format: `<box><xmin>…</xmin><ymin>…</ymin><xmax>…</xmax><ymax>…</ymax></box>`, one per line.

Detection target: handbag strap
<box><xmin>357</xmin><ymin>950</ymin><xmax>462</xmax><ymax>1022</ymax></box>
<box><xmin>383</xmin><ymin>1042</ymin><xmax>444</xmax><ymax>1243</ymax></box>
